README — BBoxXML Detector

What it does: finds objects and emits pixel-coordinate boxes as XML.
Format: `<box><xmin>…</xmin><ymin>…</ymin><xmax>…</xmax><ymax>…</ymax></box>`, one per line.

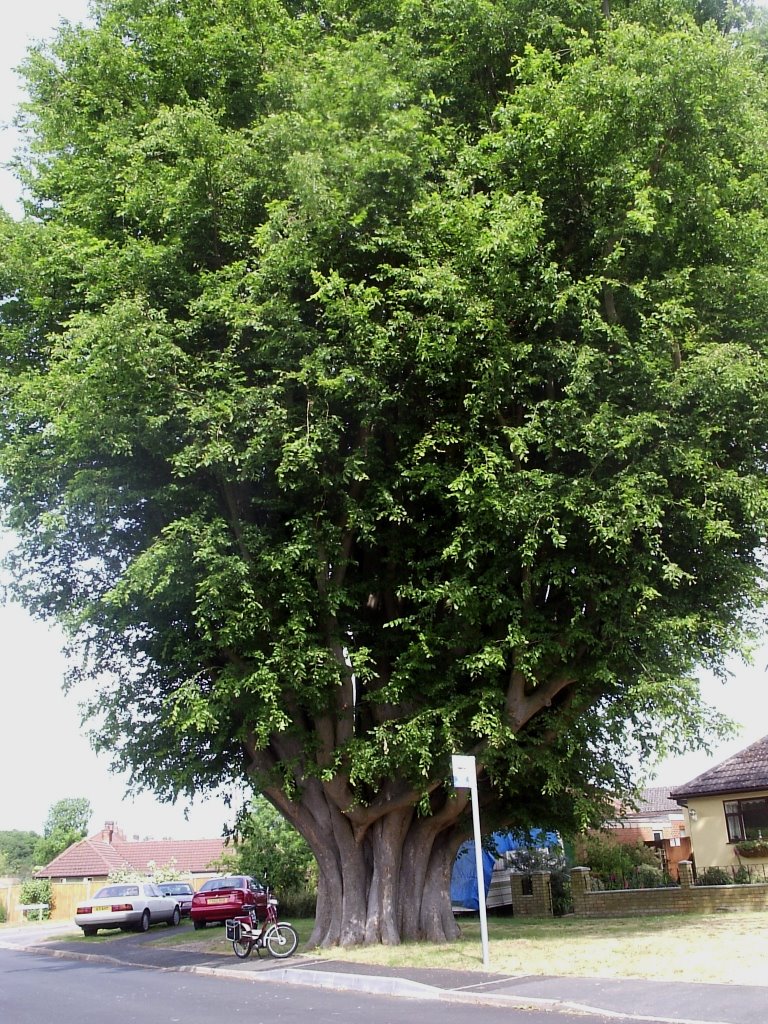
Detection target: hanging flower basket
<box><xmin>734</xmin><ymin>840</ymin><xmax>768</xmax><ymax>858</ymax></box>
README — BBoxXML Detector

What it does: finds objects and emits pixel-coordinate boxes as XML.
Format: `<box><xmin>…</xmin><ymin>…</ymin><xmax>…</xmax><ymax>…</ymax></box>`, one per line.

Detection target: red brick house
<box><xmin>605</xmin><ymin>786</ymin><xmax>692</xmax><ymax>878</ymax></box>
<box><xmin>35</xmin><ymin>821</ymin><xmax>230</xmax><ymax>886</ymax></box>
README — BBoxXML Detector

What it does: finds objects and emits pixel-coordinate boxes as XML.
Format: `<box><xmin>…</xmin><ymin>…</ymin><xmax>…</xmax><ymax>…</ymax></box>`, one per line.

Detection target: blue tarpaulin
<box><xmin>450</xmin><ymin>830</ymin><xmax>559</xmax><ymax>910</ymax></box>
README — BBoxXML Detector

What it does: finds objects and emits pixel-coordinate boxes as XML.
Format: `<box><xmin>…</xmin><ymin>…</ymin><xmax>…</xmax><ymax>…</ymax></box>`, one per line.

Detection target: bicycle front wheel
<box><xmin>265</xmin><ymin>923</ymin><xmax>298</xmax><ymax>959</ymax></box>
<box><xmin>233</xmin><ymin>936</ymin><xmax>254</xmax><ymax>959</ymax></box>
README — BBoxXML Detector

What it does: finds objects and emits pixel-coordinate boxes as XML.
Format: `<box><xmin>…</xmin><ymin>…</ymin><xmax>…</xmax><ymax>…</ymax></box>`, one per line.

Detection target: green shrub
<box><xmin>233</xmin><ymin>796</ymin><xmax>317</xmax><ymax>911</ymax></box>
<box><xmin>632</xmin><ymin>864</ymin><xmax>666</xmax><ymax>889</ymax></box>
<box><xmin>18</xmin><ymin>878</ymin><xmax>53</xmax><ymax>919</ymax></box>
<box><xmin>550</xmin><ymin>869</ymin><xmax>573</xmax><ymax>915</ymax></box>
<box><xmin>0</xmin><ymin>901</ymin><xmax>7</xmax><ymax>923</ymax></box>
<box><xmin>698</xmin><ymin>867</ymin><xmax>732</xmax><ymax>886</ymax></box>
<box><xmin>277</xmin><ymin>886</ymin><xmax>317</xmax><ymax>918</ymax></box>
<box><xmin>576</xmin><ymin>831</ymin><xmax>662</xmax><ymax>889</ymax></box>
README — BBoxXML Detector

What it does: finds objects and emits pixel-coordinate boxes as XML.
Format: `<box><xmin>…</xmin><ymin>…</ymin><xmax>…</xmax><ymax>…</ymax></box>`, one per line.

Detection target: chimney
<box><xmin>102</xmin><ymin>821</ymin><xmax>115</xmax><ymax>844</ymax></box>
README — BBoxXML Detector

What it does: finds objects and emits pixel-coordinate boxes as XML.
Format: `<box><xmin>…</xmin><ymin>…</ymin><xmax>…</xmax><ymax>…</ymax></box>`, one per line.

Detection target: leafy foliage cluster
<box><xmin>575</xmin><ymin>830</ymin><xmax>665</xmax><ymax>888</ymax></box>
<box><xmin>232</xmin><ymin>796</ymin><xmax>317</xmax><ymax>915</ymax></box>
<box><xmin>0</xmin><ymin>831</ymin><xmax>40</xmax><ymax>877</ymax></box>
<box><xmin>32</xmin><ymin>799</ymin><xmax>92</xmax><ymax>867</ymax></box>
<box><xmin>107</xmin><ymin>858</ymin><xmax>184</xmax><ymax>883</ymax></box>
<box><xmin>18</xmin><ymin>878</ymin><xmax>54</xmax><ymax>919</ymax></box>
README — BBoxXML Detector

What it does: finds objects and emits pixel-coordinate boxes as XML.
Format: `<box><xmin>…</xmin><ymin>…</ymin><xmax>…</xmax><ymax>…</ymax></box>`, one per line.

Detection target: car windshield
<box><xmin>94</xmin><ymin>885</ymin><xmax>139</xmax><ymax>898</ymax></box>
<box><xmin>200</xmin><ymin>877</ymin><xmax>244</xmax><ymax>891</ymax></box>
<box><xmin>162</xmin><ymin>884</ymin><xmax>191</xmax><ymax>894</ymax></box>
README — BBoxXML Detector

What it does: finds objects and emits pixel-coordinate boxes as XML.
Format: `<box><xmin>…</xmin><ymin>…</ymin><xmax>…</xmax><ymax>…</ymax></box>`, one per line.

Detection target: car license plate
<box><xmin>93</xmin><ymin>905</ymin><xmax>110</xmax><ymax>911</ymax></box>
<box><xmin>207</xmin><ymin>897</ymin><xmax>228</xmax><ymax>904</ymax></box>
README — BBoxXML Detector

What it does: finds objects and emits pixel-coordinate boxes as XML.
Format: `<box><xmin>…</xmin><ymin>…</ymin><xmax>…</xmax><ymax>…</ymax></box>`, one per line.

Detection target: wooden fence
<box><xmin>2</xmin><ymin>874</ymin><xmax>220</xmax><ymax>926</ymax></box>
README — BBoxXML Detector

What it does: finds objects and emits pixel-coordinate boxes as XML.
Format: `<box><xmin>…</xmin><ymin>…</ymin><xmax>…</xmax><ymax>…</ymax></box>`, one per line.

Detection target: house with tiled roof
<box><xmin>671</xmin><ymin>736</ymin><xmax>768</xmax><ymax>870</ymax></box>
<box><xmin>603</xmin><ymin>786</ymin><xmax>691</xmax><ymax>879</ymax></box>
<box><xmin>35</xmin><ymin>821</ymin><xmax>231</xmax><ymax>885</ymax></box>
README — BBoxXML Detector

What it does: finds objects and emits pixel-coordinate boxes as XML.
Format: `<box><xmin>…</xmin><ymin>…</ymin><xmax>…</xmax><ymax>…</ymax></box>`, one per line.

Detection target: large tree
<box><xmin>1</xmin><ymin>0</ymin><xmax>767</xmax><ymax>946</ymax></box>
<box><xmin>33</xmin><ymin>798</ymin><xmax>92</xmax><ymax>866</ymax></box>
<box><xmin>0</xmin><ymin>831</ymin><xmax>40</xmax><ymax>877</ymax></box>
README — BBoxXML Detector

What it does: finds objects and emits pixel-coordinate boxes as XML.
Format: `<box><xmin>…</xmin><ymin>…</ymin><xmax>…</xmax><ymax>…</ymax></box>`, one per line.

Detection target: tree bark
<box><xmin>261</xmin><ymin>776</ymin><xmax>467</xmax><ymax>947</ymax></box>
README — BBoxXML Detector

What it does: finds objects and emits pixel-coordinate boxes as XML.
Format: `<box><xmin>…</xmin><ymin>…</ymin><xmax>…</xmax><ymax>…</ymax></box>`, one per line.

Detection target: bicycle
<box><xmin>225</xmin><ymin>891</ymin><xmax>298</xmax><ymax>959</ymax></box>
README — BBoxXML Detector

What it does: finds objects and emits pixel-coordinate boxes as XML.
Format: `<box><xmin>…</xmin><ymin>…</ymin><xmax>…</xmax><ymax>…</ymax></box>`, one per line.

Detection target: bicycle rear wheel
<box><xmin>265</xmin><ymin>923</ymin><xmax>298</xmax><ymax>958</ymax></box>
<box><xmin>232</xmin><ymin>936</ymin><xmax>254</xmax><ymax>959</ymax></box>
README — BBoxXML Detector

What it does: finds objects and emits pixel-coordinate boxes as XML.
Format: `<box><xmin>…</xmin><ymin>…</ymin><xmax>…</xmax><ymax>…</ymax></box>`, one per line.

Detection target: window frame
<box><xmin>723</xmin><ymin>797</ymin><xmax>768</xmax><ymax>843</ymax></box>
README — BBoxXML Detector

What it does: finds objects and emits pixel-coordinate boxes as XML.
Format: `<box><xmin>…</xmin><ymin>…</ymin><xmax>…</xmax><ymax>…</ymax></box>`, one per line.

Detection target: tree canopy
<box><xmin>1</xmin><ymin>0</ymin><xmax>767</xmax><ymax>945</ymax></box>
<box><xmin>0</xmin><ymin>831</ymin><xmax>40</xmax><ymax>877</ymax></box>
<box><xmin>32</xmin><ymin>798</ymin><xmax>92</xmax><ymax>866</ymax></box>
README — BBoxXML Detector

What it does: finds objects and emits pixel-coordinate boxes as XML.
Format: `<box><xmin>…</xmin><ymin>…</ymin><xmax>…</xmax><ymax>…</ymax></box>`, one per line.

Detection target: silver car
<box><xmin>159</xmin><ymin>881</ymin><xmax>195</xmax><ymax>917</ymax></box>
<box><xmin>75</xmin><ymin>882</ymin><xmax>181</xmax><ymax>935</ymax></box>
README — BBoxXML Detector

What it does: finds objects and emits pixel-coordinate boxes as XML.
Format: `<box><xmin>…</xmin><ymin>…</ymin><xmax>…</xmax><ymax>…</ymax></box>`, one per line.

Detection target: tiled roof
<box><xmin>670</xmin><ymin>735</ymin><xmax>768</xmax><ymax>801</ymax></box>
<box><xmin>35</xmin><ymin>837</ymin><xmax>135</xmax><ymax>879</ymax></box>
<box><xmin>36</xmin><ymin>834</ymin><xmax>228</xmax><ymax>879</ymax></box>
<box><xmin>635</xmin><ymin>787</ymin><xmax>681</xmax><ymax>815</ymax></box>
<box><xmin>612</xmin><ymin>786</ymin><xmax>681</xmax><ymax>821</ymax></box>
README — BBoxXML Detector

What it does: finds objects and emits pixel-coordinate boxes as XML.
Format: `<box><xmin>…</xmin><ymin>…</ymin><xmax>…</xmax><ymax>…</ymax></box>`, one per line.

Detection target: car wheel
<box><xmin>168</xmin><ymin>906</ymin><xmax>181</xmax><ymax>927</ymax></box>
<box><xmin>193</xmin><ymin>919</ymin><xmax>205</xmax><ymax>930</ymax></box>
<box><xmin>82</xmin><ymin>926</ymin><xmax>97</xmax><ymax>937</ymax></box>
<box><xmin>137</xmin><ymin>909</ymin><xmax>150</xmax><ymax>932</ymax></box>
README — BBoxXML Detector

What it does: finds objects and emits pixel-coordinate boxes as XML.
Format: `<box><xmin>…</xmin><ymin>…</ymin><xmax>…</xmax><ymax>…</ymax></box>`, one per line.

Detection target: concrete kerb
<box><xmin>0</xmin><ymin>939</ymin><xmax>742</xmax><ymax>1024</ymax></box>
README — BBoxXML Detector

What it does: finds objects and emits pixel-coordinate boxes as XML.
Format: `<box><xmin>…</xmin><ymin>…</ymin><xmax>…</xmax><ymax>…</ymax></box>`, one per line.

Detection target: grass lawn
<box><xmin>309</xmin><ymin>913</ymin><xmax>768</xmax><ymax>986</ymax></box>
<box><xmin>20</xmin><ymin>911</ymin><xmax>768</xmax><ymax>986</ymax></box>
<box><xmin>146</xmin><ymin>911</ymin><xmax>768</xmax><ymax>986</ymax></box>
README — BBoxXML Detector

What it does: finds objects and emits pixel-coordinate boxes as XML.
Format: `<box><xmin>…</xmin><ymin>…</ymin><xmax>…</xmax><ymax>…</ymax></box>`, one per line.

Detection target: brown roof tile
<box><xmin>670</xmin><ymin>735</ymin><xmax>768</xmax><ymax>801</ymax></box>
<box><xmin>36</xmin><ymin>833</ymin><xmax>229</xmax><ymax>879</ymax></box>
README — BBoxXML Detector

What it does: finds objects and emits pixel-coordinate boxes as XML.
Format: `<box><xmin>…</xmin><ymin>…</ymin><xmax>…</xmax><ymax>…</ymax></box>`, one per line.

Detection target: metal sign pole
<box><xmin>451</xmin><ymin>754</ymin><xmax>490</xmax><ymax>968</ymax></box>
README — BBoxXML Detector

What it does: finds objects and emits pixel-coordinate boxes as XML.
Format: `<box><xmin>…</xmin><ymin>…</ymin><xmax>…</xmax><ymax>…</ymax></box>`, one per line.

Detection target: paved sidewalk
<box><xmin>2</xmin><ymin>923</ymin><xmax>766</xmax><ymax>1024</ymax></box>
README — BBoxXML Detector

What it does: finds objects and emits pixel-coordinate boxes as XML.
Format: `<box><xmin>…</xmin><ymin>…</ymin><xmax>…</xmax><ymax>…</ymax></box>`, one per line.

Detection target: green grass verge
<box><xmin>32</xmin><ymin>910</ymin><xmax>768</xmax><ymax>985</ymax></box>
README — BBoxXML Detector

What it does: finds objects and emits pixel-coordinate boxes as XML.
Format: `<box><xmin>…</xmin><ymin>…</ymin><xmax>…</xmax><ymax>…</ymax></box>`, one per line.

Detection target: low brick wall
<box><xmin>571</xmin><ymin>862</ymin><xmax>768</xmax><ymax>917</ymax></box>
<box><xmin>510</xmin><ymin>871</ymin><xmax>553</xmax><ymax>917</ymax></box>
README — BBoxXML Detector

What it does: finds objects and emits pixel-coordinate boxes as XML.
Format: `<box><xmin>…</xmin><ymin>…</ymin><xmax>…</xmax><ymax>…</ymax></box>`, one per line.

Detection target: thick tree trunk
<box><xmin>251</xmin><ymin>746</ymin><xmax>471</xmax><ymax>948</ymax></box>
<box><xmin>285</xmin><ymin>791</ymin><xmax>466</xmax><ymax>948</ymax></box>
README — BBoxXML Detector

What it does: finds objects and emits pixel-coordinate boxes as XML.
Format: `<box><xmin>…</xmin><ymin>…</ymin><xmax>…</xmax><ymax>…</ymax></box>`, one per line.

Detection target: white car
<box><xmin>75</xmin><ymin>882</ymin><xmax>181</xmax><ymax>935</ymax></box>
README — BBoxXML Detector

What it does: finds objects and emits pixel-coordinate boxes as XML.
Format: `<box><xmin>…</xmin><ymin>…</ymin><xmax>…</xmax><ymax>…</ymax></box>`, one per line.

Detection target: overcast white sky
<box><xmin>1</xmin><ymin>1</ymin><xmax>767</xmax><ymax>841</ymax></box>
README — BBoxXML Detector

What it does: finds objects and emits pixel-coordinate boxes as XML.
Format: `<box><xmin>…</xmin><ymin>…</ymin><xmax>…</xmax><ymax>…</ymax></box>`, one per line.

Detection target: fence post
<box><xmin>678</xmin><ymin>860</ymin><xmax>694</xmax><ymax>889</ymax></box>
<box><xmin>531</xmin><ymin>871</ymin><xmax>553</xmax><ymax>917</ymax></box>
<box><xmin>570</xmin><ymin>866</ymin><xmax>591</xmax><ymax>916</ymax></box>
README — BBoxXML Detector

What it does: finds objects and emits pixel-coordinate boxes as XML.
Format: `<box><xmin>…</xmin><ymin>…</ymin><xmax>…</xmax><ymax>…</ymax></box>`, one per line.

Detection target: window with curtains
<box><xmin>723</xmin><ymin>798</ymin><xmax>768</xmax><ymax>842</ymax></box>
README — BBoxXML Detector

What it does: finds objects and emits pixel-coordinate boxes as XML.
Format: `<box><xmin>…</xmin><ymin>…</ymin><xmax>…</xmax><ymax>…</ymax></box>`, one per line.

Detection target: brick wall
<box><xmin>571</xmin><ymin>862</ymin><xmax>768</xmax><ymax>917</ymax></box>
<box><xmin>510</xmin><ymin>871</ymin><xmax>553</xmax><ymax>917</ymax></box>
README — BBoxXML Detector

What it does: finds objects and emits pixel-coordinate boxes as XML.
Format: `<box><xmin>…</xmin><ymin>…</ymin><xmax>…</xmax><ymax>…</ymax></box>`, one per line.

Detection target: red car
<box><xmin>190</xmin><ymin>875</ymin><xmax>268</xmax><ymax>930</ymax></box>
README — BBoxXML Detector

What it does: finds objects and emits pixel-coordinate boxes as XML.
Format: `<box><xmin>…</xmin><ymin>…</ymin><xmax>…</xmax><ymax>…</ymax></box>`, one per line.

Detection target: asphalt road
<box><xmin>0</xmin><ymin>947</ymin><xmax>618</xmax><ymax>1024</ymax></box>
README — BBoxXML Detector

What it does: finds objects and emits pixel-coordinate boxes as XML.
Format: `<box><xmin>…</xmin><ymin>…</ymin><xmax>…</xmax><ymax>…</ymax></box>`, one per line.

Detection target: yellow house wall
<box><xmin>685</xmin><ymin>790</ymin><xmax>768</xmax><ymax>868</ymax></box>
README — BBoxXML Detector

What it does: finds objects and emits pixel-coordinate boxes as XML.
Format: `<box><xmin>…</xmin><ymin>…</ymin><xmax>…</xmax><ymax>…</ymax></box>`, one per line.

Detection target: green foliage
<box><xmin>698</xmin><ymin>866</ymin><xmax>733</xmax><ymax>885</ymax></box>
<box><xmin>577</xmin><ymin>831</ymin><xmax>662</xmax><ymax>887</ymax></box>
<box><xmin>0</xmin><ymin>902</ymin><xmax>6</xmax><ymax>923</ymax></box>
<box><xmin>235</xmin><ymin>796</ymin><xmax>317</xmax><ymax>913</ymax></box>
<box><xmin>108</xmin><ymin>859</ymin><xmax>183</xmax><ymax>883</ymax></box>
<box><xmin>633</xmin><ymin>864</ymin><xmax>667</xmax><ymax>889</ymax></box>
<box><xmin>18</xmin><ymin>878</ymin><xmax>53</xmax><ymax>919</ymax></box>
<box><xmin>32</xmin><ymin>798</ymin><xmax>91</xmax><ymax>866</ymax></box>
<box><xmin>733</xmin><ymin>839</ymin><xmax>768</xmax><ymax>857</ymax></box>
<box><xmin>1</xmin><ymin>0</ymin><xmax>768</xmax><ymax>943</ymax></box>
<box><xmin>0</xmin><ymin>831</ymin><xmax>40</xmax><ymax>876</ymax></box>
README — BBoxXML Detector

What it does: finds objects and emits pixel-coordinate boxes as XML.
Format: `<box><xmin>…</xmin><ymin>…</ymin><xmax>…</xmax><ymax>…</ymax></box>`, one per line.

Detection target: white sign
<box><xmin>451</xmin><ymin>754</ymin><xmax>476</xmax><ymax>788</ymax></box>
<box><xmin>450</xmin><ymin>752</ymin><xmax>489</xmax><ymax>967</ymax></box>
